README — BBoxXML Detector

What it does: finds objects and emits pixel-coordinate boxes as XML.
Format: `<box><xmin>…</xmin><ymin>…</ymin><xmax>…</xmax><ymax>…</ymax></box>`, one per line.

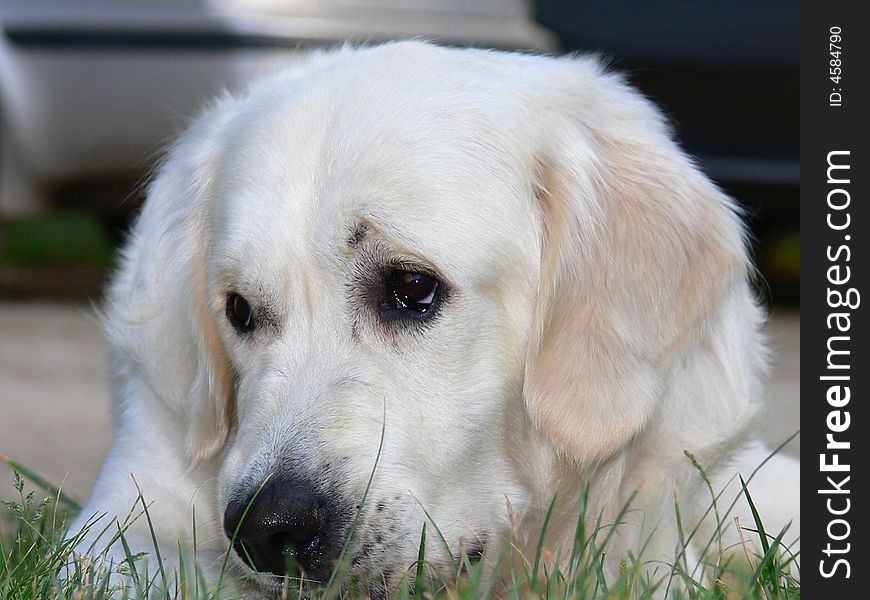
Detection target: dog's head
<box><xmin>108</xmin><ymin>42</ymin><xmax>756</xmax><ymax>592</ymax></box>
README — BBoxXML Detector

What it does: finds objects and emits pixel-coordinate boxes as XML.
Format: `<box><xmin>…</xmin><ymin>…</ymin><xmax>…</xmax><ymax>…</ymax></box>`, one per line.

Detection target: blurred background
<box><xmin>0</xmin><ymin>0</ymin><xmax>799</xmax><ymax>503</ymax></box>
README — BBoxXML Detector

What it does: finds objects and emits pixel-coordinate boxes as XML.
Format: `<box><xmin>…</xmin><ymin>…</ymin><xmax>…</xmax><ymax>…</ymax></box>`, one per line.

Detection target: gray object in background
<box><xmin>0</xmin><ymin>0</ymin><xmax>555</xmax><ymax>215</ymax></box>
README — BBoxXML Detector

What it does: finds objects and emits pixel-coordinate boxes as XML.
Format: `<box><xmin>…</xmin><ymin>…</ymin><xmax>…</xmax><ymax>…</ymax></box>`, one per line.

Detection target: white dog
<box><xmin>70</xmin><ymin>41</ymin><xmax>799</xmax><ymax>596</ymax></box>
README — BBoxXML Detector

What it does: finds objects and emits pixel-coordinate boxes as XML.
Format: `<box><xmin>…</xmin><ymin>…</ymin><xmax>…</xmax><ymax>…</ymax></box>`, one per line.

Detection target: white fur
<box><xmin>70</xmin><ymin>42</ymin><xmax>799</xmax><ymax>595</ymax></box>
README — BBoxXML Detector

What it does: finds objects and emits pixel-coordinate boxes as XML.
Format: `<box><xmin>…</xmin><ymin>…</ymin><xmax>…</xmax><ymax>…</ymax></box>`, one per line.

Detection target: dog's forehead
<box><xmin>210</xmin><ymin>63</ymin><xmax>541</xmax><ymax>283</ymax></box>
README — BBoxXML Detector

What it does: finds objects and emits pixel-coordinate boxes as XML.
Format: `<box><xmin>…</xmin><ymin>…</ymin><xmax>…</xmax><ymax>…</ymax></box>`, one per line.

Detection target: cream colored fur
<box><xmin>70</xmin><ymin>42</ymin><xmax>799</xmax><ymax>596</ymax></box>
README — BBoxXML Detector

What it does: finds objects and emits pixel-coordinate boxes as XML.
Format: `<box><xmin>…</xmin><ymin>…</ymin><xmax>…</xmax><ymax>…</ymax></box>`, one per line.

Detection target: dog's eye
<box><xmin>226</xmin><ymin>293</ymin><xmax>255</xmax><ymax>333</ymax></box>
<box><xmin>382</xmin><ymin>270</ymin><xmax>440</xmax><ymax>317</ymax></box>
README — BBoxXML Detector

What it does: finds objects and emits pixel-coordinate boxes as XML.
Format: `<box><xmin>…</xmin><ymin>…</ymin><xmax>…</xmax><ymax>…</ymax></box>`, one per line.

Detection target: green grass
<box><xmin>0</xmin><ymin>458</ymin><xmax>799</xmax><ymax>600</ymax></box>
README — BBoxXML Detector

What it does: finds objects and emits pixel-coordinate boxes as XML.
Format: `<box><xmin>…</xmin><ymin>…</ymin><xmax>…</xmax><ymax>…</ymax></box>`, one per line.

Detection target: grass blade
<box><xmin>415</xmin><ymin>523</ymin><xmax>427</xmax><ymax>600</ymax></box>
<box><xmin>530</xmin><ymin>493</ymin><xmax>557</xmax><ymax>591</ymax></box>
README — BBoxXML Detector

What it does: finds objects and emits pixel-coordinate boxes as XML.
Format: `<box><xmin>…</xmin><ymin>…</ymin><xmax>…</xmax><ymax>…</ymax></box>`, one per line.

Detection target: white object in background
<box><xmin>0</xmin><ymin>0</ymin><xmax>554</xmax><ymax>215</ymax></box>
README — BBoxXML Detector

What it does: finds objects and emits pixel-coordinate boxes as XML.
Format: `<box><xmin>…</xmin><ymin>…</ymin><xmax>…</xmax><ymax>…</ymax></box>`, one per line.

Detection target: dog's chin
<box><xmin>237</xmin><ymin>570</ymin><xmax>327</xmax><ymax>600</ymax></box>
<box><xmin>234</xmin><ymin>555</ymin><xmax>405</xmax><ymax>600</ymax></box>
<box><xmin>239</xmin><ymin>573</ymin><xmax>398</xmax><ymax>600</ymax></box>
<box><xmin>235</xmin><ymin>571</ymin><xmax>283</xmax><ymax>599</ymax></box>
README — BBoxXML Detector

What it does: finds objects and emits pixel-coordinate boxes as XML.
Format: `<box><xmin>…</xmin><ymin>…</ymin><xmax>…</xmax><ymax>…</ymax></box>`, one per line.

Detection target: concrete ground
<box><xmin>0</xmin><ymin>301</ymin><xmax>800</xmax><ymax>503</ymax></box>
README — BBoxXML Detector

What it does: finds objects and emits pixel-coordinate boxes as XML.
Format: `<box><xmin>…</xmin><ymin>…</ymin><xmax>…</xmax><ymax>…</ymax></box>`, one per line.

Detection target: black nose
<box><xmin>223</xmin><ymin>477</ymin><xmax>328</xmax><ymax>578</ymax></box>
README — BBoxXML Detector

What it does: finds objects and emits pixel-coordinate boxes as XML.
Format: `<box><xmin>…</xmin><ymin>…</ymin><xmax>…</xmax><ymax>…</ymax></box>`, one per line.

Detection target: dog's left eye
<box><xmin>382</xmin><ymin>270</ymin><xmax>441</xmax><ymax>317</ymax></box>
<box><xmin>226</xmin><ymin>293</ymin><xmax>255</xmax><ymax>333</ymax></box>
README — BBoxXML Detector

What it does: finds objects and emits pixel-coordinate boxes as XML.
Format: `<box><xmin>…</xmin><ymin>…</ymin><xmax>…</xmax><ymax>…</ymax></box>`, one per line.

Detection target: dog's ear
<box><xmin>523</xmin><ymin>63</ymin><xmax>749</xmax><ymax>466</ymax></box>
<box><xmin>185</xmin><ymin>255</ymin><xmax>235</xmax><ymax>462</ymax></box>
<box><xmin>105</xmin><ymin>104</ymin><xmax>235</xmax><ymax>464</ymax></box>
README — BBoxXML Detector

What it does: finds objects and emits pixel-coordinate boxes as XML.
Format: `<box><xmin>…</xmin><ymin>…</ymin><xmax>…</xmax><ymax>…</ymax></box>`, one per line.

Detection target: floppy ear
<box><xmin>185</xmin><ymin>249</ymin><xmax>235</xmax><ymax>462</ymax></box>
<box><xmin>523</xmin><ymin>65</ymin><xmax>749</xmax><ymax>466</ymax></box>
<box><xmin>105</xmin><ymin>104</ymin><xmax>236</xmax><ymax>464</ymax></box>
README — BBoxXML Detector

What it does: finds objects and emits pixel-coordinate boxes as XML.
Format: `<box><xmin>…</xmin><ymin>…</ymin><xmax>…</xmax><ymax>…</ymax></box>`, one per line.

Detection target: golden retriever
<box><xmin>70</xmin><ymin>41</ymin><xmax>799</xmax><ymax>596</ymax></box>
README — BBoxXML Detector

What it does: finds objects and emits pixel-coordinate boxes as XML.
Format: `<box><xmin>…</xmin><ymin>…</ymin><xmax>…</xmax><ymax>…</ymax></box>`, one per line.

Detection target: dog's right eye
<box><xmin>380</xmin><ymin>270</ymin><xmax>442</xmax><ymax>320</ymax></box>
<box><xmin>226</xmin><ymin>293</ymin><xmax>255</xmax><ymax>333</ymax></box>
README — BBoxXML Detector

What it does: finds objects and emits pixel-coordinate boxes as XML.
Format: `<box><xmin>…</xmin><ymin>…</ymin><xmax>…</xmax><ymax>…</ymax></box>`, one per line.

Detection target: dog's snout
<box><xmin>223</xmin><ymin>478</ymin><xmax>329</xmax><ymax>578</ymax></box>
